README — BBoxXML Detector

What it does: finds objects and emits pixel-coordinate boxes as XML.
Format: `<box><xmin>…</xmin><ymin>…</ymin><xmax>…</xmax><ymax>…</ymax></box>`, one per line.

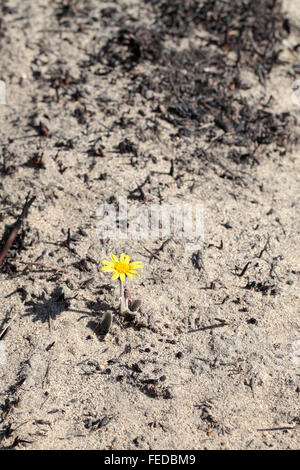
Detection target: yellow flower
<box><xmin>101</xmin><ymin>253</ymin><xmax>144</xmax><ymax>282</ymax></box>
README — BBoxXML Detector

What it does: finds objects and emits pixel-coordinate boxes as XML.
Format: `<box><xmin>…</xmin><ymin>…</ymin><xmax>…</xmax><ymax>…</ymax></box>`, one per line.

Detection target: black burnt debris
<box><xmin>82</xmin><ymin>0</ymin><xmax>291</xmax><ymax>177</ymax></box>
<box><xmin>0</xmin><ymin>0</ymin><xmax>297</xmax><ymax>450</ymax></box>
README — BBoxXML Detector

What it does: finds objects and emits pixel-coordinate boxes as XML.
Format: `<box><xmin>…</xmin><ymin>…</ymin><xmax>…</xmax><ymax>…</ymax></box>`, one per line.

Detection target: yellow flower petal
<box><xmin>101</xmin><ymin>266</ymin><xmax>115</xmax><ymax>273</ymax></box>
<box><xmin>101</xmin><ymin>254</ymin><xmax>144</xmax><ymax>281</ymax></box>
<box><xmin>110</xmin><ymin>253</ymin><xmax>119</xmax><ymax>263</ymax></box>
<box><xmin>102</xmin><ymin>260</ymin><xmax>114</xmax><ymax>266</ymax></box>
<box><xmin>129</xmin><ymin>262</ymin><xmax>144</xmax><ymax>269</ymax></box>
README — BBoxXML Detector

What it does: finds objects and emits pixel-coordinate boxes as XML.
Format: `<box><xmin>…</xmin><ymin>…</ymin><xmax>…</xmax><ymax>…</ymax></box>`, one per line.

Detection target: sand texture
<box><xmin>0</xmin><ymin>0</ymin><xmax>299</xmax><ymax>450</ymax></box>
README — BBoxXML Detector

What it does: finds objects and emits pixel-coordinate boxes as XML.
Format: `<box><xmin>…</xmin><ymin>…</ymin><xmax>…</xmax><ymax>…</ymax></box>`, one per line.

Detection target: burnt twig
<box><xmin>0</xmin><ymin>195</ymin><xmax>36</xmax><ymax>265</ymax></box>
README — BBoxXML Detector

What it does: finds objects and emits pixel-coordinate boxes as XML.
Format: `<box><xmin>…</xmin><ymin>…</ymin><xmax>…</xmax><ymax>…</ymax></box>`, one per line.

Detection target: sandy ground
<box><xmin>0</xmin><ymin>0</ymin><xmax>299</xmax><ymax>450</ymax></box>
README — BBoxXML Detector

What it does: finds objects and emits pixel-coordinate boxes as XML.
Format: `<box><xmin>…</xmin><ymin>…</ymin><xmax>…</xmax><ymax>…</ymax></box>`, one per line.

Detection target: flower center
<box><xmin>115</xmin><ymin>262</ymin><xmax>129</xmax><ymax>274</ymax></box>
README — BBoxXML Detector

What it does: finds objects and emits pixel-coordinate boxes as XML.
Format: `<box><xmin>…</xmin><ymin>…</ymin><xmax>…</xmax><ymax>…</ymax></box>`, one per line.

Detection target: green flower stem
<box><xmin>119</xmin><ymin>280</ymin><xmax>127</xmax><ymax>315</ymax></box>
<box><xmin>120</xmin><ymin>279</ymin><xmax>124</xmax><ymax>299</ymax></box>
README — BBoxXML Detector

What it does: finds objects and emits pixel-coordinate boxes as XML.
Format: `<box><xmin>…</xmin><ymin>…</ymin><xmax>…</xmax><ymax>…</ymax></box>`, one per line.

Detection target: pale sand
<box><xmin>0</xmin><ymin>0</ymin><xmax>299</xmax><ymax>449</ymax></box>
